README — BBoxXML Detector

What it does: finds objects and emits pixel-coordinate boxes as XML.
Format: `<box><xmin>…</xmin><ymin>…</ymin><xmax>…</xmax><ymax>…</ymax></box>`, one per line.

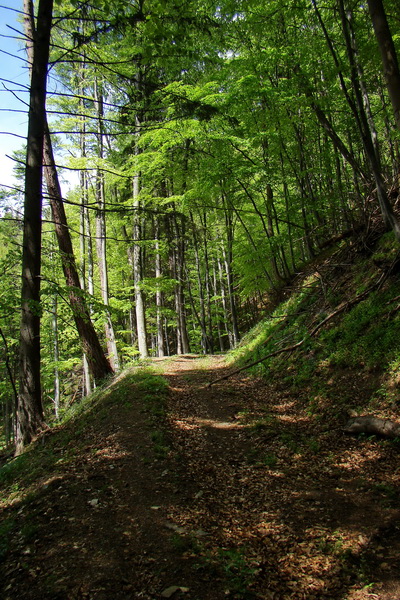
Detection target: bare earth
<box><xmin>1</xmin><ymin>355</ymin><xmax>400</xmax><ymax>600</ymax></box>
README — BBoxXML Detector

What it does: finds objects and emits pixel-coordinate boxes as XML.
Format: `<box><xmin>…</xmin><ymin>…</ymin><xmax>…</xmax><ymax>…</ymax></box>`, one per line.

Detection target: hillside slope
<box><xmin>1</xmin><ymin>232</ymin><xmax>400</xmax><ymax>600</ymax></box>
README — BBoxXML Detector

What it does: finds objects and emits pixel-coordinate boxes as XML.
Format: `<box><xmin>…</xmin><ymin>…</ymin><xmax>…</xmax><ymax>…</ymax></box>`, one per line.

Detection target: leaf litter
<box><xmin>1</xmin><ymin>355</ymin><xmax>400</xmax><ymax>599</ymax></box>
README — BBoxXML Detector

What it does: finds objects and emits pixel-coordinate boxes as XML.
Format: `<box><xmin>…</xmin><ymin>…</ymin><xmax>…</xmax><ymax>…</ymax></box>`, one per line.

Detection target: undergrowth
<box><xmin>229</xmin><ymin>233</ymin><xmax>400</xmax><ymax>399</ymax></box>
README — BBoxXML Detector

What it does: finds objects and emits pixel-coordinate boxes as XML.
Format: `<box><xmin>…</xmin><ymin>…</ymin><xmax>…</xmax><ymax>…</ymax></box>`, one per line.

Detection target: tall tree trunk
<box><xmin>172</xmin><ymin>211</ymin><xmax>190</xmax><ymax>354</ymax></box>
<box><xmin>79</xmin><ymin>99</ymin><xmax>92</xmax><ymax>396</ymax></box>
<box><xmin>132</xmin><ymin>129</ymin><xmax>148</xmax><ymax>358</ymax></box>
<box><xmin>367</xmin><ymin>0</ymin><xmax>400</xmax><ymax>132</ymax></box>
<box><xmin>200</xmin><ymin>212</ymin><xmax>214</xmax><ymax>354</ymax></box>
<box><xmin>154</xmin><ymin>217</ymin><xmax>165</xmax><ymax>357</ymax></box>
<box><xmin>94</xmin><ymin>80</ymin><xmax>120</xmax><ymax>370</ymax></box>
<box><xmin>338</xmin><ymin>0</ymin><xmax>400</xmax><ymax>240</ymax></box>
<box><xmin>43</xmin><ymin>125</ymin><xmax>113</xmax><ymax>381</ymax></box>
<box><xmin>217</xmin><ymin>252</ymin><xmax>232</xmax><ymax>348</ymax></box>
<box><xmin>17</xmin><ymin>0</ymin><xmax>53</xmax><ymax>451</ymax></box>
<box><xmin>52</xmin><ymin>292</ymin><xmax>60</xmax><ymax>419</ymax></box>
<box><xmin>23</xmin><ymin>0</ymin><xmax>112</xmax><ymax>430</ymax></box>
<box><xmin>190</xmin><ymin>213</ymin><xmax>209</xmax><ymax>353</ymax></box>
<box><xmin>221</xmin><ymin>201</ymin><xmax>240</xmax><ymax>346</ymax></box>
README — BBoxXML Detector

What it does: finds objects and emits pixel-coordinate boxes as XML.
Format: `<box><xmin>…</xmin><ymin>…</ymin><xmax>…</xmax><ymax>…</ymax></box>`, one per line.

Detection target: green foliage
<box><xmin>216</xmin><ymin>547</ymin><xmax>258</xmax><ymax>598</ymax></box>
<box><xmin>7</xmin><ymin>0</ymin><xmax>400</xmax><ymax>448</ymax></box>
<box><xmin>321</xmin><ymin>287</ymin><xmax>400</xmax><ymax>369</ymax></box>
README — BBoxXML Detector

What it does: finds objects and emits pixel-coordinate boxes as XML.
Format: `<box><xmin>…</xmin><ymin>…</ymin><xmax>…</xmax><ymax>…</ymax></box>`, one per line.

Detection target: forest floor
<box><xmin>1</xmin><ymin>354</ymin><xmax>400</xmax><ymax>600</ymax></box>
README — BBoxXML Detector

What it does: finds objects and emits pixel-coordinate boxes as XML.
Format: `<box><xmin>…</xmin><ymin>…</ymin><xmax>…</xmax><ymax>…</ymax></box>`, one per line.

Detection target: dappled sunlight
<box><xmin>334</xmin><ymin>447</ymin><xmax>385</xmax><ymax>473</ymax></box>
<box><xmin>174</xmin><ymin>416</ymin><xmax>244</xmax><ymax>430</ymax></box>
<box><xmin>2</xmin><ymin>356</ymin><xmax>400</xmax><ymax>599</ymax></box>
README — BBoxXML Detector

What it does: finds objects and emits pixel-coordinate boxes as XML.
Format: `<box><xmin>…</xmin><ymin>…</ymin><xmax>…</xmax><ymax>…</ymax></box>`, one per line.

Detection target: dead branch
<box><xmin>344</xmin><ymin>415</ymin><xmax>400</xmax><ymax>439</ymax></box>
<box><xmin>207</xmin><ymin>268</ymin><xmax>390</xmax><ymax>388</ymax></box>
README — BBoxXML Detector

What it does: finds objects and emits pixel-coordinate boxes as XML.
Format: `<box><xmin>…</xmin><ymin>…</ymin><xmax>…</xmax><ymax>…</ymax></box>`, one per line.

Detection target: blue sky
<box><xmin>0</xmin><ymin>2</ymin><xmax>78</xmax><ymax>196</ymax></box>
<box><xmin>0</xmin><ymin>1</ymin><xmax>28</xmax><ymax>192</ymax></box>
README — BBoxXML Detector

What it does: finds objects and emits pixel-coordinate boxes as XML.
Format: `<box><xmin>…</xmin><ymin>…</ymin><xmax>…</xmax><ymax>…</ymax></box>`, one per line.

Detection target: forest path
<box><xmin>1</xmin><ymin>355</ymin><xmax>400</xmax><ymax>600</ymax></box>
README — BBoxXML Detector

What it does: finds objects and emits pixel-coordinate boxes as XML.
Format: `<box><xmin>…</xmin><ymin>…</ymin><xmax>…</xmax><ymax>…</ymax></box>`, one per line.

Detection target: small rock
<box><xmin>165</xmin><ymin>522</ymin><xmax>186</xmax><ymax>534</ymax></box>
<box><xmin>88</xmin><ymin>499</ymin><xmax>99</xmax><ymax>507</ymax></box>
<box><xmin>161</xmin><ymin>586</ymin><xmax>189</xmax><ymax>598</ymax></box>
<box><xmin>161</xmin><ymin>586</ymin><xmax>180</xmax><ymax>598</ymax></box>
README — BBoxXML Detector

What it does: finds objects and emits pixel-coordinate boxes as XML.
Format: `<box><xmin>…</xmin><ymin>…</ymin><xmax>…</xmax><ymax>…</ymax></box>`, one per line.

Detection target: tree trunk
<box><xmin>52</xmin><ymin>292</ymin><xmax>60</xmax><ymax>419</ymax></box>
<box><xmin>154</xmin><ymin>217</ymin><xmax>165</xmax><ymax>357</ymax></box>
<box><xmin>345</xmin><ymin>415</ymin><xmax>400</xmax><ymax>439</ymax></box>
<box><xmin>17</xmin><ymin>0</ymin><xmax>53</xmax><ymax>451</ymax></box>
<box><xmin>221</xmin><ymin>205</ymin><xmax>240</xmax><ymax>346</ymax></box>
<box><xmin>190</xmin><ymin>213</ymin><xmax>209</xmax><ymax>353</ymax></box>
<box><xmin>173</xmin><ymin>212</ymin><xmax>190</xmax><ymax>354</ymax></box>
<box><xmin>43</xmin><ymin>126</ymin><xmax>114</xmax><ymax>382</ymax></box>
<box><xmin>338</xmin><ymin>0</ymin><xmax>400</xmax><ymax>240</ymax></box>
<box><xmin>79</xmin><ymin>106</ymin><xmax>92</xmax><ymax>395</ymax></box>
<box><xmin>132</xmin><ymin>163</ymin><xmax>148</xmax><ymax>358</ymax></box>
<box><xmin>94</xmin><ymin>80</ymin><xmax>120</xmax><ymax>370</ymax></box>
<box><xmin>367</xmin><ymin>0</ymin><xmax>400</xmax><ymax>132</ymax></box>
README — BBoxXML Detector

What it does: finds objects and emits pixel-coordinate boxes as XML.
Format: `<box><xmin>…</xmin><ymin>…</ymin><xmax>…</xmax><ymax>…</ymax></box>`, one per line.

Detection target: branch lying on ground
<box><xmin>207</xmin><ymin>264</ymin><xmax>395</xmax><ymax>388</ymax></box>
<box><xmin>344</xmin><ymin>415</ymin><xmax>400</xmax><ymax>439</ymax></box>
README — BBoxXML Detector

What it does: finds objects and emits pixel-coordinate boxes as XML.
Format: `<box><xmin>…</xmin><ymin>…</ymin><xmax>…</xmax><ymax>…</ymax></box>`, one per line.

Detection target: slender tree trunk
<box><xmin>154</xmin><ymin>217</ymin><xmax>165</xmax><ymax>357</ymax></box>
<box><xmin>79</xmin><ymin>103</ymin><xmax>92</xmax><ymax>395</ymax></box>
<box><xmin>190</xmin><ymin>213</ymin><xmax>209</xmax><ymax>352</ymax></box>
<box><xmin>200</xmin><ymin>212</ymin><xmax>214</xmax><ymax>354</ymax></box>
<box><xmin>338</xmin><ymin>0</ymin><xmax>400</xmax><ymax>240</ymax></box>
<box><xmin>221</xmin><ymin>204</ymin><xmax>240</xmax><ymax>346</ymax></box>
<box><xmin>44</xmin><ymin>128</ymin><xmax>113</xmax><ymax>381</ymax></box>
<box><xmin>217</xmin><ymin>252</ymin><xmax>232</xmax><ymax>348</ymax></box>
<box><xmin>212</xmin><ymin>259</ymin><xmax>225</xmax><ymax>352</ymax></box>
<box><xmin>94</xmin><ymin>80</ymin><xmax>119</xmax><ymax>370</ymax></box>
<box><xmin>132</xmin><ymin>167</ymin><xmax>148</xmax><ymax>358</ymax></box>
<box><xmin>367</xmin><ymin>0</ymin><xmax>400</xmax><ymax>132</ymax></box>
<box><xmin>172</xmin><ymin>211</ymin><xmax>190</xmax><ymax>354</ymax></box>
<box><xmin>0</xmin><ymin>327</ymin><xmax>18</xmax><ymax>447</ymax></box>
<box><xmin>17</xmin><ymin>0</ymin><xmax>53</xmax><ymax>451</ymax></box>
<box><xmin>52</xmin><ymin>293</ymin><xmax>60</xmax><ymax>419</ymax></box>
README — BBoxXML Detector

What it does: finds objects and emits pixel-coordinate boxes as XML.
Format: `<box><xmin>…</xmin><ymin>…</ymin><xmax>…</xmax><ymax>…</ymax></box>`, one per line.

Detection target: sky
<box><xmin>0</xmin><ymin>1</ymin><xmax>28</xmax><ymax>194</ymax></box>
<box><xmin>0</xmin><ymin>2</ymin><xmax>78</xmax><ymax>199</ymax></box>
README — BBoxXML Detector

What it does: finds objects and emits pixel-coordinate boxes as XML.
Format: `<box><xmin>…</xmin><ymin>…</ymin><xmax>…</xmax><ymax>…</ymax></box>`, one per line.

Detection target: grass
<box><xmin>0</xmin><ymin>365</ymin><xmax>170</xmax><ymax>509</ymax></box>
<box><xmin>216</xmin><ymin>547</ymin><xmax>258</xmax><ymax>598</ymax></box>
<box><xmin>226</xmin><ymin>234</ymin><xmax>400</xmax><ymax>398</ymax></box>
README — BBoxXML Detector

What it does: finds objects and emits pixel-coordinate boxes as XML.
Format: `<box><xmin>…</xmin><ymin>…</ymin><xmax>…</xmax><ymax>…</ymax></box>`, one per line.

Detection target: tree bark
<box><xmin>344</xmin><ymin>415</ymin><xmax>400</xmax><ymax>439</ymax></box>
<box><xmin>367</xmin><ymin>0</ymin><xmax>400</xmax><ymax>132</ymax></box>
<box><xmin>43</xmin><ymin>125</ymin><xmax>114</xmax><ymax>382</ymax></box>
<box><xmin>132</xmin><ymin>160</ymin><xmax>148</xmax><ymax>358</ymax></box>
<box><xmin>154</xmin><ymin>217</ymin><xmax>165</xmax><ymax>357</ymax></box>
<box><xmin>338</xmin><ymin>0</ymin><xmax>400</xmax><ymax>240</ymax></box>
<box><xmin>94</xmin><ymin>80</ymin><xmax>120</xmax><ymax>370</ymax></box>
<box><xmin>79</xmin><ymin>94</ymin><xmax>92</xmax><ymax>395</ymax></box>
<box><xmin>172</xmin><ymin>211</ymin><xmax>190</xmax><ymax>354</ymax></box>
<box><xmin>17</xmin><ymin>0</ymin><xmax>53</xmax><ymax>451</ymax></box>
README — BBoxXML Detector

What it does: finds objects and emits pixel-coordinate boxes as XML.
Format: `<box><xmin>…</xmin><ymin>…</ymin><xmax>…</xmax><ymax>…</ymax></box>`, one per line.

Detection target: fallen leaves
<box><xmin>2</xmin><ymin>356</ymin><xmax>400</xmax><ymax>600</ymax></box>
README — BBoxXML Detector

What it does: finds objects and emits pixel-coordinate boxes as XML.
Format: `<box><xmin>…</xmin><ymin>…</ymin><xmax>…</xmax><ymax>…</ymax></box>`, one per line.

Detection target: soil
<box><xmin>1</xmin><ymin>355</ymin><xmax>400</xmax><ymax>600</ymax></box>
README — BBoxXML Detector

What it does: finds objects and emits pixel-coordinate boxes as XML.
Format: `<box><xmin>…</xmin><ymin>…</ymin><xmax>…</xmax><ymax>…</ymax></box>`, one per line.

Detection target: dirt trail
<box><xmin>1</xmin><ymin>355</ymin><xmax>400</xmax><ymax>600</ymax></box>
